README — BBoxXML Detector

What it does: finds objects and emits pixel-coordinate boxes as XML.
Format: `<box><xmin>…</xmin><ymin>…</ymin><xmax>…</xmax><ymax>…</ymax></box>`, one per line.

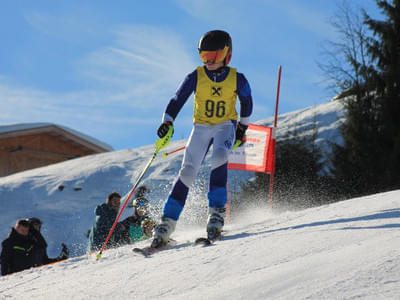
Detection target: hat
<box><xmin>28</xmin><ymin>217</ymin><xmax>43</xmax><ymax>226</ymax></box>
<box><xmin>16</xmin><ymin>218</ymin><xmax>30</xmax><ymax>228</ymax></box>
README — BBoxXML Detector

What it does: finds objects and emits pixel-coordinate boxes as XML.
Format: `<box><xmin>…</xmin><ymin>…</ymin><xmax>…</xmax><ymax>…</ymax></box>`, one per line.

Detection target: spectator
<box><xmin>28</xmin><ymin>217</ymin><xmax>69</xmax><ymax>267</ymax></box>
<box><xmin>1</xmin><ymin>219</ymin><xmax>35</xmax><ymax>276</ymax></box>
<box><xmin>119</xmin><ymin>190</ymin><xmax>151</xmax><ymax>244</ymax></box>
<box><xmin>139</xmin><ymin>218</ymin><xmax>156</xmax><ymax>241</ymax></box>
<box><xmin>128</xmin><ymin>186</ymin><xmax>150</xmax><ymax>208</ymax></box>
<box><xmin>88</xmin><ymin>192</ymin><xmax>125</xmax><ymax>252</ymax></box>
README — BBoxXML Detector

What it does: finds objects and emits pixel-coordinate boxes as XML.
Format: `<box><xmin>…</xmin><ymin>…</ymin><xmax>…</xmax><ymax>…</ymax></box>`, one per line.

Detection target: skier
<box><xmin>151</xmin><ymin>30</ymin><xmax>253</xmax><ymax>249</ymax></box>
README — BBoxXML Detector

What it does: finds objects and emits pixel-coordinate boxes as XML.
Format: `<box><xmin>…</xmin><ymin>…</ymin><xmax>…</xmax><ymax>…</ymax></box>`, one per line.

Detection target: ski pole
<box><xmin>162</xmin><ymin>146</ymin><xmax>185</xmax><ymax>157</ymax></box>
<box><xmin>232</xmin><ymin>140</ymin><xmax>242</xmax><ymax>150</ymax></box>
<box><xmin>96</xmin><ymin>126</ymin><xmax>173</xmax><ymax>260</ymax></box>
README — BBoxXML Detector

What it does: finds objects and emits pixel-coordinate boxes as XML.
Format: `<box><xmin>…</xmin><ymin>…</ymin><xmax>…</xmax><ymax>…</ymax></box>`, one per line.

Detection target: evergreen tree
<box><xmin>364</xmin><ymin>0</ymin><xmax>400</xmax><ymax>190</ymax></box>
<box><xmin>328</xmin><ymin>0</ymin><xmax>400</xmax><ymax>197</ymax></box>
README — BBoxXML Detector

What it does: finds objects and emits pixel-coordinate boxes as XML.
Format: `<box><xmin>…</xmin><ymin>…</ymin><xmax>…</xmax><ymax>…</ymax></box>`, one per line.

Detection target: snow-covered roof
<box><xmin>0</xmin><ymin>122</ymin><xmax>113</xmax><ymax>152</ymax></box>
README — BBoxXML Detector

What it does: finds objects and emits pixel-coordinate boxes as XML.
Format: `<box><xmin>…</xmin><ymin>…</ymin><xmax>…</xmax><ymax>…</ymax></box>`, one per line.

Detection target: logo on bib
<box><xmin>211</xmin><ymin>86</ymin><xmax>222</xmax><ymax>97</ymax></box>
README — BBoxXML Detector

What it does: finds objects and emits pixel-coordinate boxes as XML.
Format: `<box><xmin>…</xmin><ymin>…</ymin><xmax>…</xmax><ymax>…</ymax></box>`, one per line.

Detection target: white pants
<box><xmin>162</xmin><ymin>121</ymin><xmax>236</xmax><ymax>220</ymax></box>
<box><xmin>179</xmin><ymin>121</ymin><xmax>235</xmax><ymax>188</ymax></box>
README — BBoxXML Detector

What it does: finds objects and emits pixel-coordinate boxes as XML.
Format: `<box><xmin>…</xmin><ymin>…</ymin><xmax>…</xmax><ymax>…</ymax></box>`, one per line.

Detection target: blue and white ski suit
<box><xmin>161</xmin><ymin>66</ymin><xmax>253</xmax><ymax>221</ymax></box>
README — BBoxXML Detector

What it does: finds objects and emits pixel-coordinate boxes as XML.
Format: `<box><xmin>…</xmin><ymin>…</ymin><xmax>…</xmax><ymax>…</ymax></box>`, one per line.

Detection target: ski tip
<box><xmin>133</xmin><ymin>247</ymin><xmax>148</xmax><ymax>257</ymax></box>
<box><xmin>133</xmin><ymin>247</ymin><xmax>159</xmax><ymax>257</ymax></box>
<box><xmin>194</xmin><ymin>237</ymin><xmax>212</xmax><ymax>246</ymax></box>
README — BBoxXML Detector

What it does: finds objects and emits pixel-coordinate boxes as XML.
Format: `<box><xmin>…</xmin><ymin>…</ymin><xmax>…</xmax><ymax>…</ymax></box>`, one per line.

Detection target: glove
<box><xmin>157</xmin><ymin>121</ymin><xmax>173</xmax><ymax>138</ymax></box>
<box><xmin>235</xmin><ymin>123</ymin><xmax>248</xmax><ymax>147</ymax></box>
<box><xmin>58</xmin><ymin>243</ymin><xmax>69</xmax><ymax>260</ymax></box>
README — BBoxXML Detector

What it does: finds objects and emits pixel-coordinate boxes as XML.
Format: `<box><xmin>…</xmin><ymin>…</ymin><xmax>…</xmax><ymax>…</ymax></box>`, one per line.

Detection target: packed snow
<box><xmin>0</xmin><ymin>100</ymin><xmax>345</xmax><ymax>258</ymax></box>
<box><xmin>2</xmin><ymin>100</ymin><xmax>399</xmax><ymax>299</ymax></box>
<box><xmin>1</xmin><ymin>190</ymin><xmax>399</xmax><ymax>299</ymax></box>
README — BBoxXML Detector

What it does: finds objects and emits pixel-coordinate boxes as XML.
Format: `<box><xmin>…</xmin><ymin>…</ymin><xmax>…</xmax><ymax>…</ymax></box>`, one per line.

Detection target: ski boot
<box><xmin>151</xmin><ymin>217</ymin><xmax>177</xmax><ymax>249</ymax></box>
<box><xmin>206</xmin><ymin>207</ymin><xmax>225</xmax><ymax>241</ymax></box>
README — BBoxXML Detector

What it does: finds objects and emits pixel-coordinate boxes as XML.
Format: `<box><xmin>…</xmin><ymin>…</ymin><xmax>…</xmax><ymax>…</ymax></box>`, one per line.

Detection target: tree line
<box><xmin>238</xmin><ymin>0</ymin><xmax>400</xmax><ymax>210</ymax></box>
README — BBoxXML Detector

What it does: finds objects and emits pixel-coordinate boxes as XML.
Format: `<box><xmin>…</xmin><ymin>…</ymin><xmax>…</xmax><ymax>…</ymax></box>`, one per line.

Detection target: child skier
<box><xmin>152</xmin><ymin>30</ymin><xmax>253</xmax><ymax>249</ymax></box>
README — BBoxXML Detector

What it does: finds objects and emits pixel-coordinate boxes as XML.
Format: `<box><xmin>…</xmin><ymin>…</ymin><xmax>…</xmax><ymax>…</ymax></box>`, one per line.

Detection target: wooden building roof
<box><xmin>0</xmin><ymin>123</ymin><xmax>113</xmax><ymax>177</ymax></box>
<box><xmin>0</xmin><ymin>123</ymin><xmax>113</xmax><ymax>152</ymax></box>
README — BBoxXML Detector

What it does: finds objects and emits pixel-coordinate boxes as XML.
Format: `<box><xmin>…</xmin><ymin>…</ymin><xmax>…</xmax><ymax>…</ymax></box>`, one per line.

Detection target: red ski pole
<box><xmin>162</xmin><ymin>146</ymin><xmax>185</xmax><ymax>157</ymax></box>
<box><xmin>96</xmin><ymin>126</ymin><xmax>173</xmax><ymax>260</ymax></box>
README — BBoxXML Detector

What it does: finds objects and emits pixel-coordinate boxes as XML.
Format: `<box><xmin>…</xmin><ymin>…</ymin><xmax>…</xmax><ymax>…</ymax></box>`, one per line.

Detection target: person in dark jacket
<box><xmin>1</xmin><ymin>219</ymin><xmax>35</xmax><ymax>276</ymax></box>
<box><xmin>88</xmin><ymin>192</ymin><xmax>125</xmax><ymax>252</ymax></box>
<box><xmin>28</xmin><ymin>217</ymin><xmax>69</xmax><ymax>267</ymax></box>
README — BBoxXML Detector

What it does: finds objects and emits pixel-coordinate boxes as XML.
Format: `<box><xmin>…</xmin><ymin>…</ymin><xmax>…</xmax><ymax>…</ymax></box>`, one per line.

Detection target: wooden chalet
<box><xmin>0</xmin><ymin>123</ymin><xmax>113</xmax><ymax>177</ymax></box>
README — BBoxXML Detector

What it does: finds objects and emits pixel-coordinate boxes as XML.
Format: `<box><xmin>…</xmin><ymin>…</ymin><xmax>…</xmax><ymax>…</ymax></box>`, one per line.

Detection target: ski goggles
<box><xmin>135</xmin><ymin>201</ymin><xmax>148</xmax><ymax>208</ymax></box>
<box><xmin>199</xmin><ymin>46</ymin><xmax>229</xmax><ymax>64</ymax></box>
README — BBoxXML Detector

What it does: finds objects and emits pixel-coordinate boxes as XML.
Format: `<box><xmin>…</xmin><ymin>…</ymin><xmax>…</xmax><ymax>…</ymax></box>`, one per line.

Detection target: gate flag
<box><xmin>227</xmin><ymin>66</ymin><xmax>281</xmax><ymax>205</ymax></box>
<box><xmin>228</xmin><ymin>124</ymin><xmax>274</xmax><ymax>174</ymax></box>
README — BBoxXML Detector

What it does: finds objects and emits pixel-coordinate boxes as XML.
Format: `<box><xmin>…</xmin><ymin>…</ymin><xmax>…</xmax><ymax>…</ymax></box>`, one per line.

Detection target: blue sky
<box><xmin>0</xmin><ymin>0</ymin><xmax>381</xmax><ymax>150</ymax></box>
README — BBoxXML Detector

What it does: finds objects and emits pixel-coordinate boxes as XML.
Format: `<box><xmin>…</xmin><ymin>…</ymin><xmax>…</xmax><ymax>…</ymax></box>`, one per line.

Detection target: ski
<box><xmin>132</xmin><ymin>246</ymin><xmax>162</xmax><ymax>257</ymax></box>
<box><xmin>133</xmin><ymin>233</ymin><xmax>225</xmax><ymax>256</ymax></box>
<box><xmin>194</xmin><ymin>237</ymin><xmax>213</xmax><ymax>246</ymax></box>
<box><xmin>132</xmin><ymin>239</ymin><xmax>177</xmax><ymax>257</ymax></box>
<box><xmin>194</xmin><ymin>232</ymin><xmax>225</xmax><ymax>246</ymax></box>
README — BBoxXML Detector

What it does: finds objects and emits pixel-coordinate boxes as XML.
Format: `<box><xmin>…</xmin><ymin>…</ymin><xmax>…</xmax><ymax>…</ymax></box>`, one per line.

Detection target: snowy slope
<box><xmin>1</xmin><ymin>190</ymin><xmax>399</xmax><ymax>299</ymax></box>
<box><xmin>0</xmin><ymin>100</ymin><xmax>345</xmax><ymax>258</ymax></box>
<box><xmin>258</xmin><ymin>99</ymin><xmax>344</xmax><ymax>146</ymax></box>
<box><xmin>1</xmin><ymin>100</ymin><xmax>399</xmax><ymax>299</ymax></box>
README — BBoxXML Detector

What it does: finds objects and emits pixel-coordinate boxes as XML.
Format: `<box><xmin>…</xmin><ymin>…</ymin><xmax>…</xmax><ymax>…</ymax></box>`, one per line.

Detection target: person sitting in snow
<box><xmin>88</xmin><ymin>191</ymin><xmax>125</xmax><ymax>252</ymax></box>
<box><xmin>28</xmin><ymin>217</ymin><xmax>69</xmax><ymax>267</ymax></box>
<box><xmin>1</xmin><ymin>219</ymin><xmax>35</xmax><ymax>276</ymax></box>
<box><xmin>119</xmin><ymin>186</ymin><xmax>152</xmax><ymax>244</ymax></box>
<box><xmin>138</xmin><ymin>218</ymin><xmax>156</xmax><ymax>241</ymax></box>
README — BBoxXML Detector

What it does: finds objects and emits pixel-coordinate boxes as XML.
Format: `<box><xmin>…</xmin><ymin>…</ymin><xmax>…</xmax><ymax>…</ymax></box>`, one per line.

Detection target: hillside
<box><xmin>1</xmin><ymin>190</ymin><xmax>399</xmax><ymax>299</ymax></box>
<box><xmin>1</xmin><ymin>100</ymin><xmax>399</xmax><ymax>299</ymax></box>
<box><xmin>0</xmin><ymin>100</ymin><xmax>344</xmax><ymax>258</ymax></box>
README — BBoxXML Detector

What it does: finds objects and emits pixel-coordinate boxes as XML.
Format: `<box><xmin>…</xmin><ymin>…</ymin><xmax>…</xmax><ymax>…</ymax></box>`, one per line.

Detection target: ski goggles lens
<box><xmin>199</xmin><ymin>46</ymin><xmax>229</xmax><ymax>64</ymax></box>
<box><xmin>136</xmin><ymin>201</ymin><xmax>147</xmax><ymax>207</ymax></box>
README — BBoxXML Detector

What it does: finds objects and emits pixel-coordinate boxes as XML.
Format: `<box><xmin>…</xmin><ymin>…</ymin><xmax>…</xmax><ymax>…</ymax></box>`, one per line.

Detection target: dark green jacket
<box><xmin>88</xmin><ymin>204</ymin><xmax>123</xmax><ymax>252</ymax></box>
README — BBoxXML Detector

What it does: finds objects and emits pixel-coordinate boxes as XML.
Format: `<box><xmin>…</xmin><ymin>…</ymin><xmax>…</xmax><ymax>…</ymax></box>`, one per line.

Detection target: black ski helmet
<box><xmin>198</xmin><ymin>30</ymin><xmax>232</xmax><ymax>66</ymax></box>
